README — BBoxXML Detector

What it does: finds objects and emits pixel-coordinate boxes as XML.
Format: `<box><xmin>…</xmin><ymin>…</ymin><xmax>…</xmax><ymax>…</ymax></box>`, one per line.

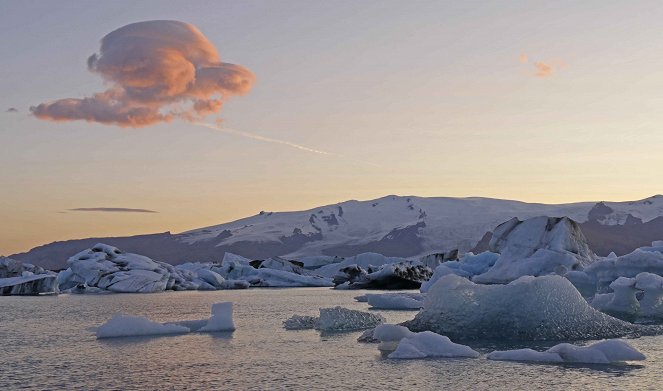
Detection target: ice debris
<box><xmin>488</xmin><ymin>339</ymin><xmax>645</xmax><ymax>364</ymax></box>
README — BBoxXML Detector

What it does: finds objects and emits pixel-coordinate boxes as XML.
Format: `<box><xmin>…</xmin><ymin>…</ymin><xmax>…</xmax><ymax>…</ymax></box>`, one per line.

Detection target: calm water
<box><xmin>1</xmin><ymin>288</ymin><xmax>661</xmax><ymax>390</ymax></box>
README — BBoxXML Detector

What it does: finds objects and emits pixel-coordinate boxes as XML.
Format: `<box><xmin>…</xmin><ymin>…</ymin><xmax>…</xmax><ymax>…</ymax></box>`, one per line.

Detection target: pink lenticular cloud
<box><xmin>31</xmin><ymin>20</ymin><xmax>255</xmax><ymax>127</ymax></box>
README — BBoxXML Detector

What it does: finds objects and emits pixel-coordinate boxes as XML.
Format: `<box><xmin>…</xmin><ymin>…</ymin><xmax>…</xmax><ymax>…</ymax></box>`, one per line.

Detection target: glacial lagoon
<box><xmin>1</xmin><ymin>288</ymin><xmax>662</xmax><ymax>390</ymax></box>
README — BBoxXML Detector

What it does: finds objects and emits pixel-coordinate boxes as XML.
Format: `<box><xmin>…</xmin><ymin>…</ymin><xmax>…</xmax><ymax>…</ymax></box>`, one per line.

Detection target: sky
<box><xmin>1</xmin><ymin>0</ymin><xmax>662</xmax><ymax>254</ymax></box>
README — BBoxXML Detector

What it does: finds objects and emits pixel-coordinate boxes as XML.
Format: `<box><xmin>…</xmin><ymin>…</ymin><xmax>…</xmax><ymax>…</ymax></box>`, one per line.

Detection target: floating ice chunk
<box><xmin>487</xmin><ymin>349</ymin><xmax>563</xmax><ymax>363</ymax></box>
<box><xmin>588</xmin><ymin>339</ymin><xmax>646</xmax><ymax>362</ymax></box>
<box><xmin>585</xmin><ymin>248</ymin><xmax>663</xmax><ymax>288</ymax></box>
<box><xmin>199</xmin><ymin>302</ymin><xmax>235</xmax><ymax>332</ymax></box>
<box><xmin>488</xmin><ymin>339</ymin><xmax>645</xmax><ymax>364</ymax></box>
<box><xmin>546</xmin><ymin>343</ymin><xmax>611</xmax><ymax>364</ymax></box>
<box><xmin>388</xmin><ymin>331</ymin><xmax>480</xmax><ymax>359</ymax></box>
<box><xmin>635</xmin><ymin>272</ymin><xmax>663</xmax><ymax>319</ymax></box>
<box><xmin>96</xmin><ymin>314</ymin><xmax>190</xmax><ymax>339</ymax></box>
<box><xmin>317</xmin><ymin>307</ymin><xmax>384</xmax><ymax>331</ymax></box>
<box><xmin>590</xmin><ymin>277</ymin><xmax>640</xmax><ymax>320</ymax></box>
<box><xmin>405</xmin><ymin>274</ymin><xmax>646</xmax><ymax>341</ymax></box>
<box><xmin>373</xmin><ymin>324</ymin><xmax>415</xmax><ymax>351</ymax></box>
<box><xmin>366</xmin><ymin>293</ymin><xmax>424</xmax><ymax>309</ymax></box>
<box><xmin>421</xmin><ymin>251</ymin><xmax>500</xmax><ymax>292</ymax></box>
<box><xmin>373</xmin><ymin>324</ymin><xmax>415</xmax><ymax>342</ymax></box>
<box><xmin>283</xmin><ymin>315</ymin><xmax>318</xmax><ymax>330</ymax></box>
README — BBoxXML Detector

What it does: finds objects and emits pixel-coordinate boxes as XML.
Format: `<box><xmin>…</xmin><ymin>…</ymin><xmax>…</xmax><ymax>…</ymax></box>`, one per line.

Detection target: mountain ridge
<box><xmin>10</xmin><ymin>194</ymin><xmax>663</xmax><ymax>270</ymax></box>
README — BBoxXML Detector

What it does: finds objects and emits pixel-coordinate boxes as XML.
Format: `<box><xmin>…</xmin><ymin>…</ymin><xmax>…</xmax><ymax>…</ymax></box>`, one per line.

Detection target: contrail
<box><xmin>193</xmin><ymin>121</ymin><xmax>331</xmax><ymax>155</ymax></box>
<box><xmin>193</xmin><ymin>121</ymin><xmax>381</xmax><ymax>168</ymax></box>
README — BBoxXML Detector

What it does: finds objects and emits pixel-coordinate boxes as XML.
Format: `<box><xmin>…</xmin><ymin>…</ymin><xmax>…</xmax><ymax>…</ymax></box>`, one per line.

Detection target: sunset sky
<box><xmin>1</xmin><ymin>0</ymin><xmax>662</xmax><ymax>254</ymax></box>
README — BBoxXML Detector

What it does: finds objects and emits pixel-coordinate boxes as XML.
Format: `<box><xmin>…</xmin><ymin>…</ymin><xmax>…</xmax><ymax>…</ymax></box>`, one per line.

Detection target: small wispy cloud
<box><xmin>534</xmin><ymin>62</ymin><xmax>553</xmax><ymax>77</ymax></box>
<box><xmin>6</xmin><ymin>107</ymin><xmax>18</xmax><ymax>113</ymax></box>
<box><xmin>67</xmin><ymin>207</ymin><xmax>158</xmax><ymax>213</ymax></box>
<box><xmin>519</xmin><ymin>54</ymin><xmax>565</xmax><ymax>78</ymax></box>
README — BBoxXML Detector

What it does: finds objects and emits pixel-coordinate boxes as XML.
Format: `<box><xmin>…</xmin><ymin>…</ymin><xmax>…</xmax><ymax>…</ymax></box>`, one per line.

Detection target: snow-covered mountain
<box><xmin>11</xmin><ymin>194</ymin><xmax>663</xmax><ymax>269</ymax></box>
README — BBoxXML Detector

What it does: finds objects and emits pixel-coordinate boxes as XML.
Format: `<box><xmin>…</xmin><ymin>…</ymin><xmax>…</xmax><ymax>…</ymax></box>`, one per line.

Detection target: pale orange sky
<box><xmin>1</xmin><ymin>1</ymin><xmax>663</xmax><ymax>254</ymax></box>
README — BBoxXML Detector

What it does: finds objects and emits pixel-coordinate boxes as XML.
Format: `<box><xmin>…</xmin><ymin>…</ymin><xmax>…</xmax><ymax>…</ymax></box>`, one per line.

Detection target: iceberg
<box><xmin>198</xmin><ymin>302</ymin><xmax>235</xmax><ymax>332</ymax></box>
<box><xmin>488</xmin><ymin>339</ymin><xmax>645</xmax><ymax>364</ymax></box>
<box><xmin>420</xmin><ymin>251</ymin><xmax>499</xmax><ymax>292</ymax></box>
<box><xmin>365</xmin><ymin>293</ymin><xmax>424</xmax><ymax>310</ymax></box>
<box><xmin>97</xmin><ymin>301</ymin><xmax>235</xmax><ymax>338</ymax></box>
<box><xmin>283</xmin><ymin>307</ymin><xmax>384</xmax><ymax>331</ymax></box>
<box><xmin>316</xmin><ymin>253</ymin><xmax>409</xmax><ymax>278</ymax></box>
<box><xmin>590</xmin><ymin>272</ymin><xmax>663</xmax><ymax>321</ymax></box>
<box><xmin>487</xmin><ymin>339</ymin><xmax>645</xmax><ymax>364</ymax></box>
<box><xmin>283</xmin><ymin>315</ymin><xmax>319</xmax><ymax>330</ymax></box>
<box><xmin>0</xmin><ymin>256</ymin><xmax>58</xmax><ymax>295</ymax></box>
<box><xmin>405</xmin><ymin>274</ymin><xmax>653</xmax><ymax>340</ymax></box>
<box><xmin>317</xmin><ymin>306</ymin><xmax>385</xmax><ymax>331</ymax></box>
<box><xmin>96</xmin><ymin>315</ymin><xmax>191</xmax><ymax>339</ymax></box>
<box><xmin>388</xmin><ymin>331</ymin><xmax>480</xmax><ymax>359</ymax></box>
<box><xmin>473</xmin><ymin>216</ymin><xmax>596</xmax><ymax>284</ymax></box>
<box><xmin>332</xmin><ymin>261</ymin><xmax>432</xmax><ymax>289</ymax></box>
<box><xmin>372</xmin><ymin>323</ymin><xmax>416</xmax><ymax>351</ymax></box>
<box><xmin>61</xmin><ymin>244</ymin><xmax>177</xmax><ymax>293</ymax></box>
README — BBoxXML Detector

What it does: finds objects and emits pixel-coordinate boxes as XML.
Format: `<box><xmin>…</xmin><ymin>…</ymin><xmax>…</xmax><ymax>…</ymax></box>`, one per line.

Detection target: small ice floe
<box><xmin>283</xmin><ymin>306</ymin><xmax>384</xmax><ymax>331</ymax></box>
<box><xmin>369</xmin><ymin>324</ymin><xmax>479</xmax><ymax>359</ymax></box>
<box><xmin>487</xmin><ymin>339</ymin><xmax>645</xmax><ymax>364</ymax></box>
<box><xmin>365</xmin><ymin>293</ymin><xmax>424</xmax><ymax>310</ymax></box>
<box><xmin>96</xmin><ymin>315</ymin><xmax>190</xmax><ymax>339</ymax></box>
<box><xmin>96</xmin><ymin>302</ymin><xmax>235</xmax><ymax>339</ymax></box>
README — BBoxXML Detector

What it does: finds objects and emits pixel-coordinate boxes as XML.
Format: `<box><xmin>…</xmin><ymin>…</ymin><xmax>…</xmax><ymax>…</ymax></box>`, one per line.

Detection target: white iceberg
<box><xmin>96</xmin><ymin>315</ymin><xmax>190</xmax><ymax>339</ymax></box>
<box><xmin>473</xmin><ymin>216</ymin><xmax>596</xmax><ymax>284</ymax></box>
<box><xmin>405</xmin><ymin>274</ymin><xmax>648</xmax><ymax>340</ymax></box>
<box><xmin>420</xmin><ymin>251</ymin><xmax>499</xmax><ymax>292</ymax></box>
<box><xmin>487</xmin><ymin>339</ymin><xmax>645</xmax><ymax>364</ymax></box>
<box><xmin>97</xmin><ymin>301</ymin><xmax>235</xmax><ymax>338</ymax></box>
<box><xmin>198</xmin><ymin>302</ymin><xmax>235</xmax><ymax>332</ymax></box>
<box><xmin>388</xmin><ymin>331</ymin><xmax>480</xmax><ymax>359</ymax></box>
<box><xmin>372</xmin><ymin>324</ymin><xmax>416</xmax><ymax>351</ymax></box>
<box><xmin>365</xmin><ymin>293</ymin><xmax>424</xmax><ymax>310</ymax></box>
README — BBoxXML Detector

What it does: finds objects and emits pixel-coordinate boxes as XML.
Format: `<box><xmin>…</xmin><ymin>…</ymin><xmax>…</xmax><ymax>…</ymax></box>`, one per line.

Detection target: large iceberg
<box><xmin>473</xmin><ymin>216</ymin><xmax>597</xmax><ymax>284</ymax></box>
<box><xmin>404</xmin><ymin>274</ymin><xmax>655</xmax><ymax>340</ymax></box>
<box><xmin>58</xmin><ymin>245</ymin><xmax>331</xmax><ymax>293</ymax></box>
<box><xmin>488</xmin><ymin>339</ymin><xmax>645</xmax><ymax>364</ymax></box>
<box><xmin>0</xmin><ymin>256</ymin><xmax>58</xmax><ymax>295</ymax></box>
<box><xmin>60</xmin><ymin>244</ymin><xmax>180</xmax><ymax>293</ymax></box>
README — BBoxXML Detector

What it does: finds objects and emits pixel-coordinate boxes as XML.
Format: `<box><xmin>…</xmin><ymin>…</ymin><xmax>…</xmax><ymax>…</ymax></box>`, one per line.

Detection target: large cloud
<box><xmin>31</xmin><ymin>20</ymin><xmax>255</xmax><ymax>127</ymax></box>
